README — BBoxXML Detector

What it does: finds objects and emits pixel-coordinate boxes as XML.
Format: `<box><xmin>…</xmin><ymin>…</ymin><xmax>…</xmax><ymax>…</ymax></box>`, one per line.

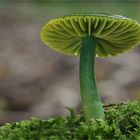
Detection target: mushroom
<box><xmin>40</xmin><ymin>13</ymin><xmax>140</xmax><ymax>122</ymax></box>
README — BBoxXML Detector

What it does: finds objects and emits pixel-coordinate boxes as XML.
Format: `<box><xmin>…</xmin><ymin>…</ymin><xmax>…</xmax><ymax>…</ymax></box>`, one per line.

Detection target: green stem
<box><xmin>80</xmin><ymin>36</ymin><xmax>105</xmax><ymax>122</ymax></box>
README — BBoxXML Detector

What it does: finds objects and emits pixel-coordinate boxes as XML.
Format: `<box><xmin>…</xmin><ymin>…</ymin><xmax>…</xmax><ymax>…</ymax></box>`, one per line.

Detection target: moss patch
<box><xmin>0</xmin><ymin>101</ymin><xmax>140</xmax><ymax>140</ymax></box>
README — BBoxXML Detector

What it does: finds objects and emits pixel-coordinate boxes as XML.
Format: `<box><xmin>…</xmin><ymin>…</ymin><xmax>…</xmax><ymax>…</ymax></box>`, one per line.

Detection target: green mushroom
<box><xmin>40</xmin><ymin>13</ymin><xmax>140</xmax><ymax>122</ymax></box>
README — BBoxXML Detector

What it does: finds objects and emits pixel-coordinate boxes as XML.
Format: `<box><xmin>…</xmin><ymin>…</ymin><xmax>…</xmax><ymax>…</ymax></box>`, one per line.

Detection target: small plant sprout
<box><xmin>40</xmin><ymin>14</ymin><xmax>140</xmax><ymax>122</ymax></box>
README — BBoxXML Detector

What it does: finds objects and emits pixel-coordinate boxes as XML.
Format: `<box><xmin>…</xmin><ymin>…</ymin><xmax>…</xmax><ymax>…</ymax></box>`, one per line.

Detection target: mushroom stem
<box><xmin>80</xmin><ymin>36</ymin><xmax>105</xmax><ymax>122</ymax></box>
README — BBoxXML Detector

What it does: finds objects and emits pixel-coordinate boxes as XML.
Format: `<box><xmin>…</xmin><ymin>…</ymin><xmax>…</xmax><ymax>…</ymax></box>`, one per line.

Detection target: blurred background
<box><xmin>0</xmin><ymin>0</ymin><xmax>140</xmax><ymax>124</ymax></box>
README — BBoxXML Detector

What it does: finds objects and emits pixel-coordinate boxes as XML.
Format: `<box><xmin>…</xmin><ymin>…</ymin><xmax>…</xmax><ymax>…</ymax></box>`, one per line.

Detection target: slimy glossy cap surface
<box><xmin>40</xmin><ymin>14</ymin><xmax>140</xmax><ymax>57</ymax></box>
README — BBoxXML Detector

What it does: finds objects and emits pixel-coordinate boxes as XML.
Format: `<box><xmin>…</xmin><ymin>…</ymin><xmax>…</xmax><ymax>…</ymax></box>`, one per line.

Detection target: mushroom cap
<box><xmin>40</xmin><ymin>13</ymin><xmax>140</xmax><ymax>57</ymax></box>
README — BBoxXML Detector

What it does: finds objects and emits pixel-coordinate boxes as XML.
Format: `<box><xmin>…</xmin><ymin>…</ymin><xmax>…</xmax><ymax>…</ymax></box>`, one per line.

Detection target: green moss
<box><xmin>0</xmin><ymin>101</ymin><xmax>140</xmax><ymax>140</ymax></box>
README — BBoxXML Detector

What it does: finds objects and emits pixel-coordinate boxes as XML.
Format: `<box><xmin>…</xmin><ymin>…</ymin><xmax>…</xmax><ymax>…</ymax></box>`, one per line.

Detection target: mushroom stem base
<box><xmin>80</xmin><ymin>36</ymin><xmax>105</xmax><ymax>122</ymax></box>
